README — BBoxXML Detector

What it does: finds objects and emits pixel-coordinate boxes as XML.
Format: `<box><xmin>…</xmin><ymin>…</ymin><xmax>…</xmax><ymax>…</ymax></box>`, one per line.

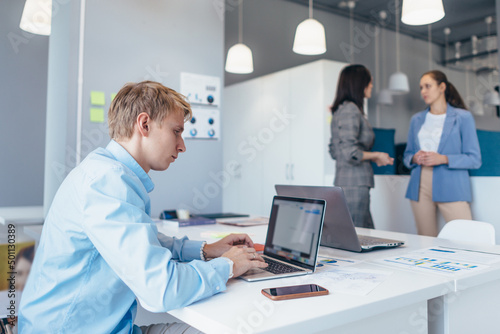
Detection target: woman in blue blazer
<box><xmin>404</xmin><ymin>70</ymin><xmax>481</xmax><ymax>236</ymax></box>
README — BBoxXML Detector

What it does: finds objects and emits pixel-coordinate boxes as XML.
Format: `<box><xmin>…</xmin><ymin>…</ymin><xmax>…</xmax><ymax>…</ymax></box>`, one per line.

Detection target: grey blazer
<box><xmin>329</xmin><ymin>101</ymin><xmax>375</xmax><ymax>187</ymax></box>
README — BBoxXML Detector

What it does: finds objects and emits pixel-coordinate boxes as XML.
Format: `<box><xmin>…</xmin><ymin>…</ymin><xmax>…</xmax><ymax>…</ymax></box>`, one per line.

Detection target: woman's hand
<box><xmin>413</xmin><ymin>150</ymin><xmax>448</xmax><ymax>166</ymax></box>
<box><xmin>372</xmin><ymin>152</ymin><xmax>394</xmax><ymax>167</ymax></box>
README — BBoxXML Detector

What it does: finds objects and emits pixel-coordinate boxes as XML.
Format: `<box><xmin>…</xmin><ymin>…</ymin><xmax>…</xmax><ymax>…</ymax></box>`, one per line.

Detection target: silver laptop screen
<box><xmin>264</xmin><ymin>197</ymin><xmax>325</xmax><ymax>268</ymax></box>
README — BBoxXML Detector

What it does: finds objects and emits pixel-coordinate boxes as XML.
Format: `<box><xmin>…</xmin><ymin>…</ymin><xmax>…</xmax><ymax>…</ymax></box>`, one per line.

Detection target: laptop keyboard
<box><xmin>358</xmin><ymin>235</ymin><xmax>389</xmax><ymax>246</ymax></box>
<box><xmin>263</xmin><ymin>257</ymin><xmax>303</xmax><ymax>274</ymax></box>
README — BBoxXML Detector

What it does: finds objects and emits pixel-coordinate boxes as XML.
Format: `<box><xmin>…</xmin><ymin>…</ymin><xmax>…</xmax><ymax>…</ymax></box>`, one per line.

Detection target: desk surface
<box><xmin>23</xmin><ymin>219</ymin><xmax>500</xmax><ymax>333</ymax></box>
<box><xmin>156</xmin><ymin>223</ymin><xmax>500</xmax><ymax>334</ymax></box>
<box><xmin>0</xmin><ymin>206</ymin><xmax>44</xmax><ymax>225</ymax></box>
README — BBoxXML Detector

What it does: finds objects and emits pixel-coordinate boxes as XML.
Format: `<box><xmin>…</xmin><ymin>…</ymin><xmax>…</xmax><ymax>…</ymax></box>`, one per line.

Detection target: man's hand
<box><xmin>203</xmin><ymin>233</ymin><xmax>254</xmax><ymax>259</ymax></box>
<box><xmin>221</xmin><ymin>246</ymin><xmax>268</xmax><ymax>278</ymax></box>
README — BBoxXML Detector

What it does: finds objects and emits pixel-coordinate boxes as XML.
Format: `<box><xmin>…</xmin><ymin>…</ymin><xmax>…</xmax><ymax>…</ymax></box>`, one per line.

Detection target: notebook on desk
<box><xmin>239</xmin><ymin>196</ymin><xmax>326</xmax><ymax>282</ymax></box>
<box><xmin>275</xmin><ymin>185</ymin><xmax>404</xmax><ymax>252</ymax></box>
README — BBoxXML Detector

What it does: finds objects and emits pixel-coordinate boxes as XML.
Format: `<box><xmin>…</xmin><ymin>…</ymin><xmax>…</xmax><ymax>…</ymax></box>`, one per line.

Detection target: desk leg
<box><xmin>430</xmin><ymin>279</ymin><xmax>500</xmax><ymax>334</ymax></box>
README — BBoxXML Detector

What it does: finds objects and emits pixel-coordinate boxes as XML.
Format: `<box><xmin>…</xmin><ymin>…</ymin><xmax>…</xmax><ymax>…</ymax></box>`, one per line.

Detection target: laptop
<box><xmin>275</xmin><ymin>185</ymin><xmax>404</xmax><ymax>252</ymax></box>
<box><xmin>239</xmin><ymin>196</ymin><xmax>326</xmax><ymax>282</ymax></box>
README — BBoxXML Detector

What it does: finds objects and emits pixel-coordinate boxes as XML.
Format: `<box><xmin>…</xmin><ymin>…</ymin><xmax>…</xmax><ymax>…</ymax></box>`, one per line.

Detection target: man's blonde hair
<box><xmin>108</xmin><ymin>81</ymin><xmax>192</xmax><ymax>140</ymax></box>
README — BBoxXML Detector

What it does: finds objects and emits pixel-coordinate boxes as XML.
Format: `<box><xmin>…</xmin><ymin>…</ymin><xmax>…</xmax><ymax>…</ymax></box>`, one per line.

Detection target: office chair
<box><xmin>438</xmin><ymin>219</ymin><xmax>496</xmax><ymax>245</ymax></box>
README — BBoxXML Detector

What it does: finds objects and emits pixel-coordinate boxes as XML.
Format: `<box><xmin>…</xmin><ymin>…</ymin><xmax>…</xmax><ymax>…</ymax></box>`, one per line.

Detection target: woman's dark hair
<box><xmin>331</xmin><ymin>64</ymin><xmax>372</xmax><ymax>113</ymax></box>
<box><xmin>422</xmin><ymin>70</ymin><xmax>467</xmax><ymax>109</ymax></box>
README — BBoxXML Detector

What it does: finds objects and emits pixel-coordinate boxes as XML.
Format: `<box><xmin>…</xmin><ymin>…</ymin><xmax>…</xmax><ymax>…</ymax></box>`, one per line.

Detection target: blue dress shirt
<box><xmin>19</xmin><ymin>140</ymin><xmax>231</xmax><ymax>333</ymax></box>
<box><xmin>404</xmin><ymin>104</ymin><xmax>482</xmax><ymax>202</ymax></box>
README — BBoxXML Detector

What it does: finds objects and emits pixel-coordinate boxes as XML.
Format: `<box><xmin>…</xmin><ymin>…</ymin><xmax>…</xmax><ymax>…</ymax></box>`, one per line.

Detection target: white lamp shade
<box><xmin>483</xmin><ymin>90</ymin><xmax>500</xmax><ymax>106</ymax></box>
<box><xmin>388</xmin><ymin>72</ymin><xmax>410</xmax><ymax>94</ymax></box>
<box><xmin>402</xmin><ymin>0</ymin><xmax>445</xmax><ymax>26</ymax></box>
<box><xmin>225</xmin><ymin>43</ymin><xmax>254</xmax><ymax>74</ymax></box>
<box><xmin>293</xmin><ymin>18</ymin><xmax>327</xmax><ymax>55</ymax></box>
<box><xmin>377</xmin><ymin>89</ymin><xmax>394</xmax><ymax>105</ymax></box>
<box><xmin>19</xmin><ymin>0</ymin><xmax>52</xmax><ymax>36</ymax></box>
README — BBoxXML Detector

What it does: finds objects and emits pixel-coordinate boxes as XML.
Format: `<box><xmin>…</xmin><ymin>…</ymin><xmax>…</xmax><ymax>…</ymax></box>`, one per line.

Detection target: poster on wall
<box><xmin>180</xmin><ymin>72</ymin><xmax>220</xmax><ymax>107</ymax></box>
<box><xmin>182</xmin><ymin>108</ymin><xmax>220</xmax><ymax>140</ymax></box>
<box><xmin>180</xmin><ymin>73</ymin><xmax>221</xmax><ymax>140</ymax></box>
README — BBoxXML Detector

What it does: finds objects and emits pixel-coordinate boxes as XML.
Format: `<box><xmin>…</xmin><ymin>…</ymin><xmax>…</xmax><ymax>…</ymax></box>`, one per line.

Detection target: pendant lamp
<box><xmin>378</xmin><ymin>89</ymin><xmax>394</xmax><ymax>105</ymax></box>
<box><xmin>19</xmin><ymin>0</ymin><xmax>52</xmax><ymax>36</ymax></box>
<box><xmin>388</xmin><ymin>0</ymin><xmax>409</xmax><ymax>94</ymax></box>
<box><xmin>225</xmin><ymin>0</ymin><xmax>253</xmax><ymax>74</ymax></box>
<box><xmin>401</xmin><ymin>0</ymin><xmax>445</xmax><ymax>26</ymax></box>
<box><xmin>293</xmin><ymin>0</ymin><xmax>326</xmax><ymax>55</ymax></box>
<box><xmin>483</xmin><ymin>91</ymin><xmax>500</xmax><ymax>106</ymax></box>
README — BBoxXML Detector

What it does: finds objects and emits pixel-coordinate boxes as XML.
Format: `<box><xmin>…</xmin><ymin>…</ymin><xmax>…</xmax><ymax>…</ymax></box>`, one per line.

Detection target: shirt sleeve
<box><xmin>446</xmin><ymin>112</ymin><xmax>482</xmax><ymax>170</ymax></box>
<box><xmin>336</xmin><ymin>110</ymin><xmax>364</xmax><ymax>165</ymax></box>
<box><xmin>81</xmin><ymin>167</ymin><xmax>231</xmax><ymax>312</ymax></box>
<box><xmin>156</xmin><ymin>232</ymin><xmax>204</xmax><ymax>261</ymax></box>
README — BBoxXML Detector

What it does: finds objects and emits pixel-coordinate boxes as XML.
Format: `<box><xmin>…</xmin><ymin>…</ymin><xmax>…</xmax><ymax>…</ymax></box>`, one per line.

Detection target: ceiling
<box><xmin>286</xmin><ymin>0</ymin><xmax>497</xmax><ymax>46</ymax></box>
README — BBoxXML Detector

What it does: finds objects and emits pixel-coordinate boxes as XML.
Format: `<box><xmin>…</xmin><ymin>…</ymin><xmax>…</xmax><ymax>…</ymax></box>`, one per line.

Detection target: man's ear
<box><xmin>136</xmin><ymin>112</ymin><xmax>151</xmax><ymax>137</ymax></box>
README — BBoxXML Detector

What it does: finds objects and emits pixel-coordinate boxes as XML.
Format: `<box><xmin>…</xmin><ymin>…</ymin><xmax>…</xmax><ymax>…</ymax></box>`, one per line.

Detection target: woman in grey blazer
<box><xmin>329</xmin><ymin>65</ymin><xmax>394</xmax><ymax>228</ymax></box>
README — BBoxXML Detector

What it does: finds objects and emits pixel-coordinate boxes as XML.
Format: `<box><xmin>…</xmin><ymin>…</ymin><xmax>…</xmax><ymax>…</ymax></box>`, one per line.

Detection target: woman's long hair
<box><xmin>422</xmin><ymin>70</ymin><xmax>467</xmax><ymax>109</ymax></box>
<box><xmin>331</xmin><ymin>64</ymin><xmax>372</xmax><ymax>114</ymax></box>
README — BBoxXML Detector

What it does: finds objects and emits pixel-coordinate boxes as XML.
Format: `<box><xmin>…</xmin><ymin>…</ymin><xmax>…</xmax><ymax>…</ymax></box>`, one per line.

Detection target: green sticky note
<box><xmin>90</xmin><ymin>91</ymin><xmax>105</xmax><ymax>105</ymax></box>
<box><xmin>90</xmin><ymin>108</ymin><xmax>104</xmax><ymax>123</ymax></box>
<box><xmin>111</xmin><ymin>93</ymin><xmax>117</xmax><ymax>101</ymax></box>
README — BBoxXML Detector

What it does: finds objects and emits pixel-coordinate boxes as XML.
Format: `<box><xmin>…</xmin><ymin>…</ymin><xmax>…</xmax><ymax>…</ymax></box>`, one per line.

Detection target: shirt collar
<box><xmin>106</xmin><ymin>140</ymin><xmax>155</xmax><ymax>193</ymax></box>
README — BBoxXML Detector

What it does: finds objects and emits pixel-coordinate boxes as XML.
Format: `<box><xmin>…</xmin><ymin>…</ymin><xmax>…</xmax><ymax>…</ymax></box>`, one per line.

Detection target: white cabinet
<box><xmin>222</xmin><ymin>59</ymin><xmax>347</xmax><ymax>215</ymax></box>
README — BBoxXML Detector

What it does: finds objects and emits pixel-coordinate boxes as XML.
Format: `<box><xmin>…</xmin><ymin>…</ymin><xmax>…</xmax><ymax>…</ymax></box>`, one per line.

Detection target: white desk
<box><xmin>23</xmin><ymin>220</ymin><xmax>500</xmax><ymax>333</ymax></box>
<box><xmin>0</xmin><ymin>206</ymin><xmax>44</xmax><ymax>225</ymax></box>
<box><xmin>156</xmin><ymin>223</ymin><xmax>500</xmax><ymax>334</ymax></box>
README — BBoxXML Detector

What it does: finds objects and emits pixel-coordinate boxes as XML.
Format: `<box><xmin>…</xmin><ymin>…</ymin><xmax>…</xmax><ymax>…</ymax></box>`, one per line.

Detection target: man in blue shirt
<box><xmin>19</xmin><ymin>81</ymin><xmax>267</xmax><ymax>333</ymax></box>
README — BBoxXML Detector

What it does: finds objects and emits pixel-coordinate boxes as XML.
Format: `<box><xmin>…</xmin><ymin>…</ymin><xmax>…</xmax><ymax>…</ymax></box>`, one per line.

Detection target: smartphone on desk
<box><xmin>261</xmin><ymin>284</ymin><xmax>328</xmax><ymax>301</ymax></box>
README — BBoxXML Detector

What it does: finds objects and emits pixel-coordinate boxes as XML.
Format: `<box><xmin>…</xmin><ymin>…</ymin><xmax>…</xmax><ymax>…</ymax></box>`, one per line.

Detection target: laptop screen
<box><xmin>264</xmin><ymin>196</ymin><xmax>325</xmax><ymax>269</ymax></box>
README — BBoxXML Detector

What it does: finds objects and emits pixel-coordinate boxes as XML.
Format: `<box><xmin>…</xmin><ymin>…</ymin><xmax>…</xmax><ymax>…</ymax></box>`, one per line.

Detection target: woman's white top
<box><xmin>417</xmin><ymin>112</ymin><xmax>447</xmax><ymax>152</ymax></box>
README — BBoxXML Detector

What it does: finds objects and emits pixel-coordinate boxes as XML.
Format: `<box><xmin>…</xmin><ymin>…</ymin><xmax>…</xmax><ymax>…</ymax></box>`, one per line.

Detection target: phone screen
<box><xmin>267</xmin><ymin>284</ymin><xmax>326</xmax><ymax>296</ymax></box>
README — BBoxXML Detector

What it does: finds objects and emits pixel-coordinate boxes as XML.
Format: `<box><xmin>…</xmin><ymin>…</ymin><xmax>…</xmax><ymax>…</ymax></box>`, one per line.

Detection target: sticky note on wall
<box><xmin>111</xmin><ymin>93</ymin><xmax>117</xmax><ymax>101</ymax></box>
<box><xmin>90</xmin><ymin>91</ymin><xmax>105</xmax><ymax>105</ymax></box>
<box><xmin>90</xmin><ymin>108</ymin><xmax>104</xmax><ymax>123</ymax></box>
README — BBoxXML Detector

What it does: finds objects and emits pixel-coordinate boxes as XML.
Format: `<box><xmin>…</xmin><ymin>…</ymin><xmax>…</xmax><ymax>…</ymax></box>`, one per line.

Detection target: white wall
<box><xmin>42</xmin><ymin>0</ymin><xmax>226</xmax><ymax>218</ymax></box>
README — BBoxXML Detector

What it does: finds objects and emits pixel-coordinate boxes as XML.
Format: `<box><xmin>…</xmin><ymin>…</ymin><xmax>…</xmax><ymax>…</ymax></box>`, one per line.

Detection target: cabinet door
<box><xmin>288</xmin><ymin>61</ymin><xmax>326</xmax><ymax>185</ymax></box>
<box><xmin>223</xmin><ymin>80</ymin><xmax>264</xmax><ymax>214</ymax></box>
<box><xmin>259</xmin><ymin>70</ymin><xmax>293</xmax><ymax>215</ymax></box>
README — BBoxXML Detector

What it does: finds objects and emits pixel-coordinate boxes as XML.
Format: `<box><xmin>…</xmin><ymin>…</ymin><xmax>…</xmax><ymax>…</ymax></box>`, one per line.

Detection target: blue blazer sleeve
<box><xmin>446</xmin><ymin>111</ymin><xmax>482</xmax><ymax>169</ymax></box>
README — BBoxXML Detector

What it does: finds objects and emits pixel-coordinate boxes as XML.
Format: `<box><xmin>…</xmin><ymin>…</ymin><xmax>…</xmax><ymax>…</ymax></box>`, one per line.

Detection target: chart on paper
<box><xmin>378</xmin><ymin>246</ymin><xmax>500</xmax><ymax>275</ymax></box>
